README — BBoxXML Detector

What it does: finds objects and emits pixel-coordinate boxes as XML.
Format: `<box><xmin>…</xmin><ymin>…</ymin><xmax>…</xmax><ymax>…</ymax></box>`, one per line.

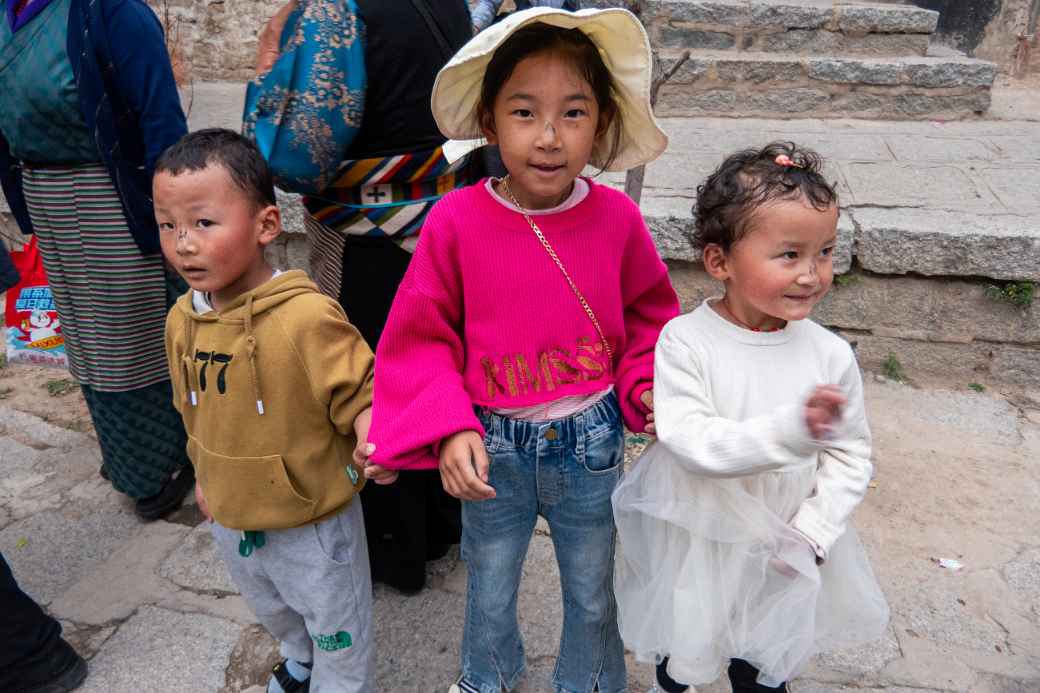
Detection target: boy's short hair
<box><xmin>693</xmin><ymin>141</ymin><xmax>837</xmax><ymax>252</ymax></box>
<box><xmin>155</xmin><ymin>128</ymin><xmax>277</xmax><ymax>210</ymax></box>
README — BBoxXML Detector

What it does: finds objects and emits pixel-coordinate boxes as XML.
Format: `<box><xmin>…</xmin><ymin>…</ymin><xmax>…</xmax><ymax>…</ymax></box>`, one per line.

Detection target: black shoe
<box><xmin>271</xmin><ymin>660</ymin><xmax>310</xmax><ymax>693</ymax></box>
<box><xmin>98</xmin><ymin>465</ymin><xmax>109</xmax><ymax>481</ymax></box>
<box><xmin>12</xmin><ymin>639</ymin><xmax>87</xmax><ymax>693</ymax></box>
<box><xmin>656</xmin><ymin>658</ymin><xmax>690</xmax><ymax>693</ymax></box>
<box><xmin>426</xmin><ymin>541</ymin><xmax>452</xmax><ymax>561</ymax></box>
<box><xmin>135</xmin><ymin>465</ymin><xmax>195</xmax><ymax>521</ymax></box>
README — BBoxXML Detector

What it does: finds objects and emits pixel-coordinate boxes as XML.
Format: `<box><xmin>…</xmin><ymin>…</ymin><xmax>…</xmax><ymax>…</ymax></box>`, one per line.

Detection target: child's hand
<box><xmin>194</xmin><ymin>481</ymin><xmax>212</xmax><ymax>522</ymax></box>
<box><xmin>354</xmin><ymin>441</ymin><xmax>399</xmax><ymax>486</ymax></box>
<box><xmin>353</xmin><ymin>406</ymin><xmax>372</xmax><ymax>447</ymax></box>
<box><xmin>439</xmin><ymin>430</ymin><xmax>496</xmax><ymax>502</ymax></box>
<box><xmin>769</xmin><ymin>534</ymin><xmax>816</xmax><ymax>578</ymax></box>
<box><xmin>804</xmin><ymin>385</ymin><xmax>846</xmax><ymax>439</ymax></box>
<box><xmin>640</xmin><ymin>389</ymin><xmax>656</xmax><ymax>434</ymax></box>
<box><xmin>351</xmin><ymin>408</ymin><xmax>399</xmax><ymax>486</ymax></box>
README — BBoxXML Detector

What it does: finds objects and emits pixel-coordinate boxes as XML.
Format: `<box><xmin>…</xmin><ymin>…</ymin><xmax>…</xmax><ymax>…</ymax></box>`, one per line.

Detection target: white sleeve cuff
<box><xmin>791</xmin><ymin>504</ymin><xmax>843</xmax><ymax>561</ymax></box>
<box><xmin>775</xmin><ymin>403</ymin><xmax>824</xmax><ymax>458</ymax></box>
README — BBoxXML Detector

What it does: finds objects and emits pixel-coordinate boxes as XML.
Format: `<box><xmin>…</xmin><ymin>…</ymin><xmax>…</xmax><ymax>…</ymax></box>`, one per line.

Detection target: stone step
<box><xmin>594</xmin><ymin>115</ymin><xmax>1040</xmax><ymax>282</ymax></box>
<box><xmin>654</xmin><ymin>50</ymin><xmax>997</xmax><ymax>119</ymax></box>
<box><xmin>637</xmin><ymin>198</ymin><xmax>1040</xmax><ymax>283</ymax></box>
<box><xmin>643</xmin><ymin>0</ymin><xmax>939</xmax><ymax>57</ymax></box>
<box><xmin>667</xmin><ymin>264</ymin><xmax>1040</xmax><ymax>387</ymax></box>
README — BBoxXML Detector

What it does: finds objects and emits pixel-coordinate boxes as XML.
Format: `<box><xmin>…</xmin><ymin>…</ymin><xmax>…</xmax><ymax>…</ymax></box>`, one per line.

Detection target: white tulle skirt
<box><xmin>612</xmin><ymin>442</ymin><xmax>889</xmax><ymax>687</ymax></box>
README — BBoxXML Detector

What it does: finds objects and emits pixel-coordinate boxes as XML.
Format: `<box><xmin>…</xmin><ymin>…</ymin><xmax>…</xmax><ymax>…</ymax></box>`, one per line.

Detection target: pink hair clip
<box><xmin>775</xmin><ymin>154</ymin><xmax>802</xmax><ymax>168</ymax></box>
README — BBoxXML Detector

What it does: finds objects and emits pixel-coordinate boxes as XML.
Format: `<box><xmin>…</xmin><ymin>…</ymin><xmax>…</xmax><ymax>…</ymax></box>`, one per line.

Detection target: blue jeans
<box><xmin>460</xmin><ymin>392</ymin><xmax>627</xmax><ymax>693</ymax></box>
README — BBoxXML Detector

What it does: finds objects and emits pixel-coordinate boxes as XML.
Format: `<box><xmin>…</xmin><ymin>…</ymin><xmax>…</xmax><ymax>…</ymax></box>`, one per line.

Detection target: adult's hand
<box><xmin>255</xmin><ymin>0</ymin><xmax>299</xmax><ymax>76</ymax></box>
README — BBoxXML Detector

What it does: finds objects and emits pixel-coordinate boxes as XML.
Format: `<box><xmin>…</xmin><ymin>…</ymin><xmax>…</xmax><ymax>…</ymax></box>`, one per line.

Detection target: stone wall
<box><xmin>147</xmin><ymin>0</ymin><xmax>284</xmax><ymax>81</ymax></box>
<box><xmin>905</xmin><ymin>0</ymin><xmax>1039</xmax><ymax>74</ymax></box>
<box><xmin>668</xmin><ymin>263</ymin><xmax>1040</xmax><ymax>389</ymax></box>
<box><xmin>149</xmin><ymin>0</ymin><xmax>492</xmax><ymax>81</ymax></box>
<box><xmin>153</xmin><ymin>0</ymin><xmax>1037</xmax><ymax>79</ymax></box>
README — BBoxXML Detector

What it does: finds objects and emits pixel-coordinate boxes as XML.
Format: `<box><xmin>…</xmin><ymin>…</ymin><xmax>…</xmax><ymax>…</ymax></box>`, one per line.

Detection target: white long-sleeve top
<box><xmin>653</xmin><ymin>300</ymin><xmax>874</xmax><ymax>559</ymax></box>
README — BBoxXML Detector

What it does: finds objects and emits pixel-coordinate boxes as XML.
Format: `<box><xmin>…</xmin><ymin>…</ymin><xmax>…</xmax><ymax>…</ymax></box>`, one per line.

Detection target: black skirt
<box><xmin>339</xmin><ymin>235</ymin><xmax>462</xmax><ymax>594</ymax></box>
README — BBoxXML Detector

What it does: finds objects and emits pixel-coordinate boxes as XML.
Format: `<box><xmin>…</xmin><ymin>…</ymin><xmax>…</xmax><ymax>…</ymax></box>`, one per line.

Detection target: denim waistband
<box><xmin>476</xmin><ymin>390</ymin><xmax>621</xmax><ymax>450</ymax></box>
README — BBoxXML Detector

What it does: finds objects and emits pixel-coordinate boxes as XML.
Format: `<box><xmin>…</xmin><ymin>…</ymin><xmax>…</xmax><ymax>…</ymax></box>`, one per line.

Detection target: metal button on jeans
<box><xmin>544</xmin><ymin>427</ymin><xmax>558</xmax><ymax>441</ymax></box>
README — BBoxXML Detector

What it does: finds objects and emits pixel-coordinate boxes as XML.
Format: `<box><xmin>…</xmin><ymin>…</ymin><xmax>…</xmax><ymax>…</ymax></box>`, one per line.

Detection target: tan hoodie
<box><xmin>165</xmin><ymin>270</ymin><xmax>374</xmax><ymax>531</ymax></box>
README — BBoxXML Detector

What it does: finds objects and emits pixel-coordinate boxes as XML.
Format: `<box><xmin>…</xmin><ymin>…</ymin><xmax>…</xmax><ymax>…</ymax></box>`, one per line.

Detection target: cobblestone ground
<box><xmin>1</xmin><ymin>365</ymin><xmax>1038</xmax><ymax>692</ymax></box>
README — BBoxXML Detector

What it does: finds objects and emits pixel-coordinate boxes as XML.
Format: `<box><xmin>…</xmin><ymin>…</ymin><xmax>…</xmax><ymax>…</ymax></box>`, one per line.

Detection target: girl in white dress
<box><xmin>612</xmin><ymin>142</ymin><xmax>889</xmax><ymax>692</ymax></box>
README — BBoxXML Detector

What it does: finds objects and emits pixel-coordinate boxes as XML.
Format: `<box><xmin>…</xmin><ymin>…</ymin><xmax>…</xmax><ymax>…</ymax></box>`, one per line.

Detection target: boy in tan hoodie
<box><xmin>155</xmin><ymin>129</ymin><xmax>376</xmax><ymax>693</ymax></box>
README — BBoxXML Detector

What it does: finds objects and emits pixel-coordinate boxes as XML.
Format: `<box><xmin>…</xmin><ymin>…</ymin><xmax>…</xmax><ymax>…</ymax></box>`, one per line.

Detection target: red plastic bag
<box><xmin>5</xmin><ymin>236</ymin><xmax>68</xmax><ymax>368</ymax></box>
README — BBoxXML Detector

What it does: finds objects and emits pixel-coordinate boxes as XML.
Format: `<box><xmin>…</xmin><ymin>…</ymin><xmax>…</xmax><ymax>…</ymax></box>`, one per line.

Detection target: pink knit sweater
<box><xmin>369</xmin><ymin>179</ymin><xmax>680</xmax><ymax>470</ymax></box>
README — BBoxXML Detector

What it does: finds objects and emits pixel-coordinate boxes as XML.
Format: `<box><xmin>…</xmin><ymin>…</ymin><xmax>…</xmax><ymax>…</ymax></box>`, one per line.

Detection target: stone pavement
<box><xmin>2</xmin><ymin>374</ymin><xmax>1039</xmax><ymax>692</ymax></box>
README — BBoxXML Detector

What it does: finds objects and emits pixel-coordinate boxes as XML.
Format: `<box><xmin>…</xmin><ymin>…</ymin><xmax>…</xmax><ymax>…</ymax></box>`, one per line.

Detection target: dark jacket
<box><xmin>345</xmin><ymin>0</ymin><xmax>472</xmax><ymax>159</ymax></box>
<box><xmin>0</xmin><ymin>0</ymin><xmax>187</xmax><ymax>255</ymax></box>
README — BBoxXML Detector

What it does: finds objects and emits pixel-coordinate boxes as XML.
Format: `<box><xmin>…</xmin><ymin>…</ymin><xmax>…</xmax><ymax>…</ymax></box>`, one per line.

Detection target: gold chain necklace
<box><xmin>499</xmin><ymin>176</ymin><xmax>614</xmax><ymax>361</ymax></box>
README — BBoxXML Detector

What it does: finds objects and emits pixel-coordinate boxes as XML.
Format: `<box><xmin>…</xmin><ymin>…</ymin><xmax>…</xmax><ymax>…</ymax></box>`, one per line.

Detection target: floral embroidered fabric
<box><xmin>243</xmin><ymin>0</ymin><xmax>366</xmax><ymax>194</ymax></box>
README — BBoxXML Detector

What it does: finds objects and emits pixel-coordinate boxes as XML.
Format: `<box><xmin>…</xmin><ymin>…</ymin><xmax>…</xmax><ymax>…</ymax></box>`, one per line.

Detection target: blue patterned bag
<box><xmin>243</xmin><ymin>0</ymin><xmax>367</xmax><ymax>194</ymax></box>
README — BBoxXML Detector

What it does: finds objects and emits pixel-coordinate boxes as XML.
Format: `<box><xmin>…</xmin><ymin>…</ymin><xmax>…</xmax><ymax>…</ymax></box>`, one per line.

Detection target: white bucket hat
<box><xmin>431</xmin><ymin>7</ymin><xmax>668</xmax><ymax>172</ymax></box>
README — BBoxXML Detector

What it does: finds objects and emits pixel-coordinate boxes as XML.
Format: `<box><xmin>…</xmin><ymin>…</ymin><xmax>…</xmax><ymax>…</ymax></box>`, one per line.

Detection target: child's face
<box><xmin>482</xmin><ymin>50</ymin><xmax>603</xmax><ymax>210</ymax></box>
<box><xmin>154</xmin><ymin>164</ymin><xmax>280</xmax><ymax>310</ymax></box>
<box><xmin>706</xmin><ymin>198</ymin><xmax>839</xmax><ymax>331</ymax></box>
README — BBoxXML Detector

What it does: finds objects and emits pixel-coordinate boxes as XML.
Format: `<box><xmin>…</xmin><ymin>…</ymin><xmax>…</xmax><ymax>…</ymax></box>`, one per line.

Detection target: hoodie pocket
<box><xmin>189</xmin><ymin>436</ymin><xmax>317</xmax><ymax>529</ymax></box>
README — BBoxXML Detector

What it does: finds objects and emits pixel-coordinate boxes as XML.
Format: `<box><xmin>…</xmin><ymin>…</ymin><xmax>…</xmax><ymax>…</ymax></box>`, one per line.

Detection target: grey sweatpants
<box><xmin>211</xmin><ymin>499</ymin><xmax>373</xmax><ymax>692</ymax></box>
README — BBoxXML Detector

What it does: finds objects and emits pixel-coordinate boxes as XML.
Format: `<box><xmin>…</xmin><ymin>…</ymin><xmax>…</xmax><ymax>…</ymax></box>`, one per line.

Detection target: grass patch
<box><xmin>985</xmin><ymin>281</ymin><xmax>1034</xmax><ymax>308</ymax></box>
<box><xmin>881</xmin><ymin>353</ymin><xmax>906</xmax><ymax>382</ymax></box>
<box><xmin>45</xmin><ymin>379</ymin><xmax>78</xmax><ymax>397</ymax></box>
<box><xmin>834</xmin><ymin>274</ymin><xmax>861</xmax><ymax>287</ymax></box>
<box><xmin>0</xmin><ymin>386</ymin><xmax>11</xmax><ymax>400</ymax></box>
<box><xmin>968</xmin><ymin>383</ymin><xmax>986</xmax><ymax>393</ymax></box>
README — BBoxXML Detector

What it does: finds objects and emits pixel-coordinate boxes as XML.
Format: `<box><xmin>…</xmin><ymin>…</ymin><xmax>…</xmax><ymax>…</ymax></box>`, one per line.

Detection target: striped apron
<box><xmin>21</xmin><ymin>163</ymin><xmax>189</xmax><ymax>498</ymax></box>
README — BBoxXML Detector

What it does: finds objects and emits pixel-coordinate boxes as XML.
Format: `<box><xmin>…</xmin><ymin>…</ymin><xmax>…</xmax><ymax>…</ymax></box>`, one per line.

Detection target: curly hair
<box><xmin>692</xmin><ymin>142</ymin><xmax>837</xmax><ymax>252</ymax></box>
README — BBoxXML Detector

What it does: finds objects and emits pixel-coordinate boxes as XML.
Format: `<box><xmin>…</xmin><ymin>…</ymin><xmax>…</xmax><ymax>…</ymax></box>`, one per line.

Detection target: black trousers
<box><xmin>657</xmin><ymin>657</ymin><xmax>788</xmax><ymax>693</ymax></box>
<box><xmin>339</xmin><ymin>236</ymin><xmax>462</xmax><ymax>593</ymax></box>
<box><xmin>0</xmin><ymin>238</ymin><xmax>21</xmax><ymax>293</ymax></box>
<box><xmin>0</xmin><ymin>552</ymin><xmax>62</xmax><ymax>689</ymax></box>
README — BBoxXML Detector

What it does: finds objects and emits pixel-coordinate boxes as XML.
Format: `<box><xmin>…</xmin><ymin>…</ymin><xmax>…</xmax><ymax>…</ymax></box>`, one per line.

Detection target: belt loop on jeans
<box><xmin>481</xmin><ymin>406</ymin><xmax>496</xmax><ymax>441</ymax></box>
<box><xmin>574</xmin><ymin>407</ymin><xmax>586</xmax><ymax>459</ymax></box>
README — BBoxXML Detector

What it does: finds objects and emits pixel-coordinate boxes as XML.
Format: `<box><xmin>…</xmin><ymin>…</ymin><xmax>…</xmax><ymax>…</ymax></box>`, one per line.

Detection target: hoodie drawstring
<box><xmin>244</xmin><ymin>294</ymin><xmax>266</xmax><ymax>416</ymax></box>
<box><xmin>181</xmin><ymin>314</ymin><xmax>199</xmax><ymax>407</ymax></box>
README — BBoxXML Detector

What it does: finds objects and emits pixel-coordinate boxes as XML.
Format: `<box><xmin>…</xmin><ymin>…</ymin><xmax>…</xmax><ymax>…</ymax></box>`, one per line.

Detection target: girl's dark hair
<box><xmin>477</xmin><ymin>23</ymin><xmax>624</xmax><ymax>171</ymax></box>
<box><xmin>155</xmin><ymin>128</ymin><xmax>277</xmax><ymax>210</ymax></box>
<box><xmin>693</xmin><ymin>142</ymin><xmax>837</xmax><ymax>251</ymax></box>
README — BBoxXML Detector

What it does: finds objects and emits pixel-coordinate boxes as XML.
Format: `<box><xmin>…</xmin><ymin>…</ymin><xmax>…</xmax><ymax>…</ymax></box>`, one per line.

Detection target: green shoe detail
<box><xmin>346</xmin><ymin>464</ymin><xmax>359</xmax><ymax>485</ymax></box>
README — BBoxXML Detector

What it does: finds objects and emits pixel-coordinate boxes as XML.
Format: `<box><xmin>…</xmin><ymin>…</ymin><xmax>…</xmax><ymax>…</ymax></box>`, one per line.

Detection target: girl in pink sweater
<box><xmin>365</xmin><ymin>8</ymin><xmax>679</xmax><ymax>692</ymax></box>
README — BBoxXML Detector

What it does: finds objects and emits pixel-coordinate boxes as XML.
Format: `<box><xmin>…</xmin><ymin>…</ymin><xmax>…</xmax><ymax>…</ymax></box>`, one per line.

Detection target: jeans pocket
<box><xmin>581</xmin><ymin>422</ymin><xmax>624</xmax><ymax>474</ymax></box>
